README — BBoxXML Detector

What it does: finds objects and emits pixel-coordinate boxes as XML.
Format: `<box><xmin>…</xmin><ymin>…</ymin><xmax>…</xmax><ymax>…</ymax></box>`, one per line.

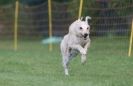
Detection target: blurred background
<box><xmin>0</xmin><ymin>0</ymin><xmax>133</xmax><ymax>54</ymax></box>
<box><xmin>0</xmin><ymin>0</ymin><xmax>132</xmax><ymax>37</ymax></box>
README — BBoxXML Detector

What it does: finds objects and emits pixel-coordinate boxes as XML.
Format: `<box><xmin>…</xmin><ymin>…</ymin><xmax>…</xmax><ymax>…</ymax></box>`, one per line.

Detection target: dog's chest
<box><xmin>77</xmin><ymin>38</ymin><xmax>88</xmax><ymax>47</ymax></box>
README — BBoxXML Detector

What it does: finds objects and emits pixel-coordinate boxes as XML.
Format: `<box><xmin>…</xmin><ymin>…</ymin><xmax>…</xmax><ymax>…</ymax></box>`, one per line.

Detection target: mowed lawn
<box><xmin>0</xmin><ymin>38</ymin><xmax>133</xmax><ymax>86</ymax></box>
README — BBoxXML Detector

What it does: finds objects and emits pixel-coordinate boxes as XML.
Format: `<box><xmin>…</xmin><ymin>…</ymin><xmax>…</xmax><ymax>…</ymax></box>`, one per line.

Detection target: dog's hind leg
<box><xmin>62</xmin><ymin>55</ymin><xmax>69</xmax><ymax>75</ymax></box>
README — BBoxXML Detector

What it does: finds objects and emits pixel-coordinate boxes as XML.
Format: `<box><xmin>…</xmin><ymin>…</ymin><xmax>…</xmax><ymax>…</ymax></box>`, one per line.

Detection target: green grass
<box><xmin>0</xmin><ymin>38</ymin><xmax>133</xmax><ymax>86</ymax></box>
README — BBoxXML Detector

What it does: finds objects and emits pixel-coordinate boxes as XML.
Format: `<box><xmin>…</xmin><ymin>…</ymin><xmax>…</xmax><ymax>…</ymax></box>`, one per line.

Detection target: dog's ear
<box><xmin>77</xmin><ymin>17</ymin><xmax>82</xmax><ymax>22</ymax></box>
<box><xmin>80</xmin><ymin>17</ymin><xmax>83</xmax><ymax>20</ymax></box>
<box><xmin>80</xmin><ymin>17</ymin><xmax>85</xmax><ymax>21</ymax></box>
<box><xmin>85</xmin><ymin>16</ymin><xmax>91</xmax><ymax>24</ymax></box>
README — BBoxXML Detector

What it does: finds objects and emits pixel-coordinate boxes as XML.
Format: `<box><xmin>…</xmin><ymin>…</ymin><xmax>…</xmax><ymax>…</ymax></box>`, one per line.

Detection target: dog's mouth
<box><xmin>84</xmin><ymin>34</ymin><xmax>88</xmax><ymax>38</ymax></box>
<box><xmin>77</xmin><ymin>34</ymin><xmax>88</xmax><ymax>40</ymax></box>
<box><xmin>82</xmin><ymin>34</ymin><xmax>88</xmax><ymax>40</ymax></box>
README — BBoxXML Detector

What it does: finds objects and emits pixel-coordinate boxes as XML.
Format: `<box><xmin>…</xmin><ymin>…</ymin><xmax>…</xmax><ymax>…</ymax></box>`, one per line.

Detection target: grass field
<box><xmin>0</xmin><ymin>37</ymin><xmax>133</xmax><ymax>86</ymax></box>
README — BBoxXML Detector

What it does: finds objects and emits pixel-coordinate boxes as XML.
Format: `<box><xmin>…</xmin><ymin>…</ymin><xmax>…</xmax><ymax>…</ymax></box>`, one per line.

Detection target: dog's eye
<box><xmin>80</xmin><ymin>27</ymin><xmax>83</xmax><ymax>30</ymax></box>
<box><xmin>87</xmin><ymin>27</ymin><xmax>89</xmax><ymax>30</ymax></box>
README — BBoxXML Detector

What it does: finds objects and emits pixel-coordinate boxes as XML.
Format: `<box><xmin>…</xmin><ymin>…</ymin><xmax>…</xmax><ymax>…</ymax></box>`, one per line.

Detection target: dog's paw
<box><xmin>81</xmin><ymin>55</ymin><xmax>86</xmax><ymax>64</ymax></box>
<box><xmin>81</xmin><ymin>59</ymin><xmax>86</xmax><ymax>65</ymax></box>
<box><xmin>65</xmin><ymin>69</ymin><xmax>69</xmax><ymax>76</ymax></box>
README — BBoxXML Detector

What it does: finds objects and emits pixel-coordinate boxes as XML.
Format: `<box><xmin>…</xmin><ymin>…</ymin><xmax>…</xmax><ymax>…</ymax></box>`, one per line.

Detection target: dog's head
<box><xmin>69</xmin><ymin>16</ymin><xmax>91</xmax><ymax>40</ymax></box>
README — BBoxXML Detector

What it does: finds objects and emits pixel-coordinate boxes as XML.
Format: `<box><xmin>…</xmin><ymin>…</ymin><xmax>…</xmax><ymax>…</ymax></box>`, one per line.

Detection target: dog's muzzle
<box><xmin>84</xmin><ymin>33</ymin><xmax>88</xmax><ymax>39</ymax></box>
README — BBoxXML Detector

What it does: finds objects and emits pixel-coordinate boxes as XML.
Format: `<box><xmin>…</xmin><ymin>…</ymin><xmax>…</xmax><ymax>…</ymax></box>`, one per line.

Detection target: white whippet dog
<box><xmin>60</xmin><ymin>16</ymin><xmax>91</xmax><ymax>75</ymax></box>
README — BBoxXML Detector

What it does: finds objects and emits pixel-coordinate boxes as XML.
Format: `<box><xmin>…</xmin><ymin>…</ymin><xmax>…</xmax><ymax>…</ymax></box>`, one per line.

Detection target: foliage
<box><xmin>0</xmin><ymin>0</ymin><xmax>132</xmax><ymax>16</ymax></box>
<box><xmin>0</xmin><ymin>0</ymin><xmax>15</xmax><ymax>5</ymax></box>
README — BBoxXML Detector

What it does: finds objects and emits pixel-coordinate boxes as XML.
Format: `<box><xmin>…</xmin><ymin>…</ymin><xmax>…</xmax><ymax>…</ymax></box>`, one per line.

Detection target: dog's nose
<box><xmin>84</xmin><ymin>33</ymin><xmax>88</xmax><ymax>38</ymax></box>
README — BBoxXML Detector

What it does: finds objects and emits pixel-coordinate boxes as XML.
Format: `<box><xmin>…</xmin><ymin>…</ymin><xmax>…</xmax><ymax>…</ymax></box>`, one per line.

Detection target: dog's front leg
<box><xmin>69</xmin><ymin>44</ymin><xmax>86</xmax><ymax>55</ymax></box>
<box><xmin>84</xmin><ymin>41</ymin><xmax>90</xmax><ymax>53</ymax></box>
<box><xmin>81</xmin><ymin>54</ymin><xmax>86</xmax><ymax>64</ymax></box>
<box><xmin>81</xmin><ymin>42</ymin><xmax>90</xmax><ymax>64</ymax></box>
